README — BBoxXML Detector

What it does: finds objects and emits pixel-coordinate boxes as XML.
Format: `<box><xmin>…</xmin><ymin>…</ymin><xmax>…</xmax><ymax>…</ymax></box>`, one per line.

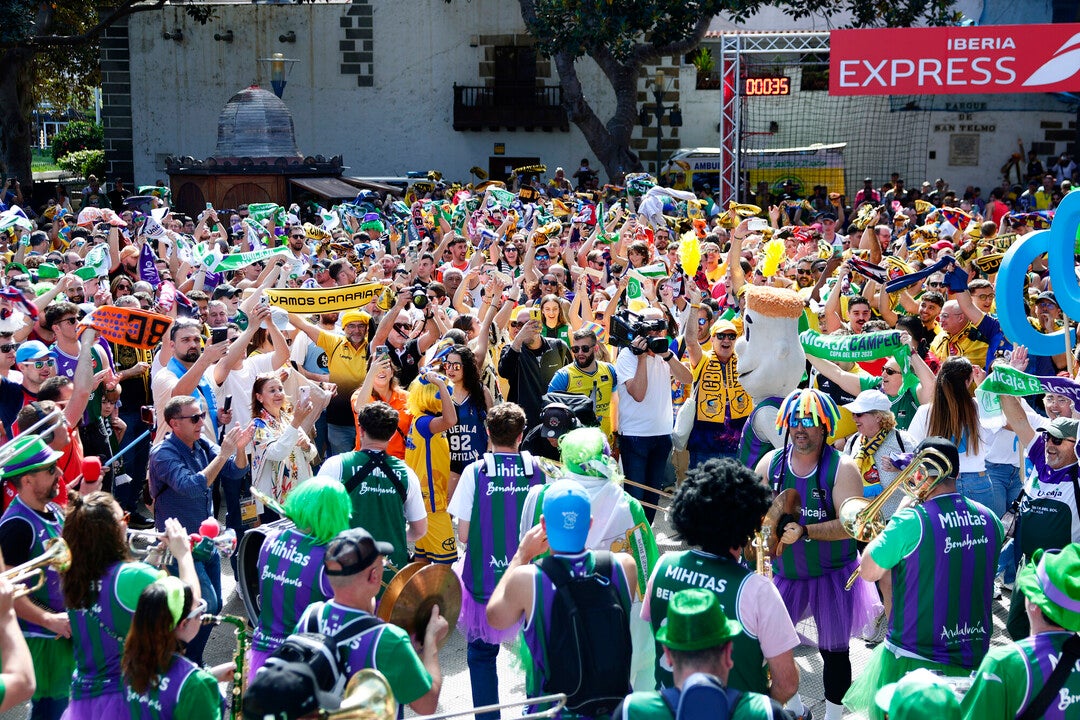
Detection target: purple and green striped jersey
<box><xmin>737</xmin><ymin>397</ymin><xmax>781</xmax><ymax>469</ymax></box>
<box><xmin>871</xmin><ymin>493</ymin><xmax>1002</xmax><ymax>668</ymax></box>
<box><xmin>298</xmin><ymin>600</ymin><xmax>432</xmax><ymax>709</ymax></box>
<box><xmin>69</xmin><ymin>561</ymin><xmax>160</xmax><ymax>700</ymax></box>
<box><xmin>961</xmin><ymin>631</ymin><xmax>1080</xmax><ymax>719</ymax></box>
<box><xmin>123</xmin><ymin>653</ymin><xmax>220</xmax><ymax>720</ymax></box>
<box><xmin>0</xmin><ymin>497</ymin><xmax>64</xmax><ymax>638</ymax></box>
<box><xmin>768</xmin><ymin>445</ymin><xmax>856</xmax><ymax>578</ymax></box>
<box><xmin>462</xmin><ymin>453</ymin><xmax>545</xmax><ymax>602</ymax></box>
<box><xmin>252</xmin><ymin>526</ymin><xmax>333</xmax><ymax>653</ymax></box>
<box><xmin>648</xmin><ymin>551</ymin><xmax>768</xmax><ymax>694</ymax></box>
<box><xmin>522</xmin><ymin>552</ymin><xmax>632</xmax><ymax>702</ymax></box>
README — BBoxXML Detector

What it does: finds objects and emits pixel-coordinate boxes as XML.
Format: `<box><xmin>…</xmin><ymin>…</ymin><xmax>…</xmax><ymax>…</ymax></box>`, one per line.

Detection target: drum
<box><xmin>236</xmin><ymin>518</ymin><xmax>295</xmax><ymax>625</ymax></box>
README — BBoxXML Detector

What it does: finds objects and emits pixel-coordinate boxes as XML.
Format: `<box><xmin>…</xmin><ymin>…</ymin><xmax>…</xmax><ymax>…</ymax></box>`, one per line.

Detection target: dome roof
<box><xmin>214</xmin><ymin>86</ymin><xmax>302</xmax><ymax>160</ymax></box>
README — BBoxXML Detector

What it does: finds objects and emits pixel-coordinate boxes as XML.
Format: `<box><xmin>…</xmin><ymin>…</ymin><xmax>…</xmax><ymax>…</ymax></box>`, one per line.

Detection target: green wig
<box><xmin>559</xmin><ymin>427</ymin><xmax>617</xmax><ymax>480</ymax></box>
<box><xmin>282</xmin><ymin>476</ymin><xmax>352</xmax><ymax>544</ymax></box>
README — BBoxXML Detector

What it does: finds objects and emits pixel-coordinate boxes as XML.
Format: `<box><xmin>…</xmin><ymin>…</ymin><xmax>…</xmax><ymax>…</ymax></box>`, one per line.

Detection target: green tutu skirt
<box><xmin>843</xmin><ymin>642</ymin><xmax>971</xmax><ymax>719</ymax></box>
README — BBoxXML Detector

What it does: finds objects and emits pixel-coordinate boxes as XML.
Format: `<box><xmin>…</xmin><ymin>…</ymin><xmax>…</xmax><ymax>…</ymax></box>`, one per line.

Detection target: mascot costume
<box><xmin>735</xmin><ymin>285</ymin><xmax>808</xmax><ymax>469</ymax></box>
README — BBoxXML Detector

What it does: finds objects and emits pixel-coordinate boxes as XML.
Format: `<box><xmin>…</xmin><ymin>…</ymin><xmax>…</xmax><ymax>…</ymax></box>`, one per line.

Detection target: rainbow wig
<box><xmin>559</xmin><ymin>427</ymin><xmax>618</xmax><ymax>481</ymax></box>
<box><xmin>776</xmin><ymin>388</ymin><xmax>841</xmax><ymax>437</ymax></box>
<box><xmin>406</xmin><ymin>374</ymin><xmax>452</xmax><ymax>417</ymax></box>
<box><xmin>282</xmin><ymin>476</ymin><xmax>352</xmax><ymax>545</ymax></box>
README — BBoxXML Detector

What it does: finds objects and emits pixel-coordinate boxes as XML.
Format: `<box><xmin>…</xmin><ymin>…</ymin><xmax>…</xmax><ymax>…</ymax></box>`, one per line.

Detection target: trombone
<box><xmin>534</xmin><ymin>457</ymin><xmax>672</xmax><ymax>513</ymax></box>
<box><xmin>2</xmin><ymin>538</ymin><xmax>71</xmax><ymax>599</ymax></box>
<box><xmin>321</xmin><ymin>668</ymin><xmax>566</xmax><ymax>720</ymax></box>
<box><xmin>840</xmin><ymin>447</ymin><xmax>953</xmax><ymax>589</ymax></box>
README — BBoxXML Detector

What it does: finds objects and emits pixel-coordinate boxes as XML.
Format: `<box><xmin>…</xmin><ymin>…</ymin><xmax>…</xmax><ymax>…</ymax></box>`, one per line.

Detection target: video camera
<box><xmin>610</xmin><ymin>309</ymin><xmax>669</xmax><ymax>354</ymax></box>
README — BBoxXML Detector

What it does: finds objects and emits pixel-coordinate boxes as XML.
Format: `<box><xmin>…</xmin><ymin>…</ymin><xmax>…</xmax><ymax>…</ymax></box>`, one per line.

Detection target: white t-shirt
<box><xmin>614</xmin><ymin>347</ymin><xmax>674</xmax><ymax>436</ymax></box>
<box><xmin>906</xmin><ymin>403</ymin><xmax>994</xmax><ymax>474</ymax></box>
<box><xmin>319</xmin><ymin>453</ymin><xmax>427</xmax><ymax>524</ymax></box>
<box><xmin>216</xmin><ymin>353</ymin><xmax>278</xmax><ymax>431</ymax></box>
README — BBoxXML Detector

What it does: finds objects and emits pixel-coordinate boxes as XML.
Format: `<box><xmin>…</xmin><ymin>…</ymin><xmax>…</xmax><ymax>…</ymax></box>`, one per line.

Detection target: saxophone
<box><xmin>752</xmin><ymin>525</ymin><xmax>772</xmax><ymax>579</ymax></box>
<box><xmin>202</xmin><ymin>613</ymin><xmax>252</xmax><ymax>720</ymax></box>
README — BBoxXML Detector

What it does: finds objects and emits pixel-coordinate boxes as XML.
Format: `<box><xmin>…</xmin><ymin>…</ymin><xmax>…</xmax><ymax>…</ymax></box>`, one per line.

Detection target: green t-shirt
<box><xmin>860</xmin><ymin>375</ymin><xmax>919</xmax><ymax>430</ymax></box>
<box><xmin>961</xmin><ymin>631</ymin><xmax>1080</xmax><ymax>720</ymax></box>
<box><xmin>620</xmin><ymin>688</ymin><xmax>781</xmax><ymax>720</ymax></box>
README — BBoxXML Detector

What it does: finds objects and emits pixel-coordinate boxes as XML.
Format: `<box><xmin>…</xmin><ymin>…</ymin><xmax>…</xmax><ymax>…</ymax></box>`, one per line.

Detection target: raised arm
<box><xmin>807</xmin><ymin>355</ymin><xmax>864</xmax><ymax>396</ymax></box>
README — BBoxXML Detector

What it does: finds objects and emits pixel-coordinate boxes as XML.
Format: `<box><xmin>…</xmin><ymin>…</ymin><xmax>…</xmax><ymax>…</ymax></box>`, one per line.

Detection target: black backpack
<box><xmin>538</xmin><ymin>552</ymin><xmax>632</xmax><ymax>717</ymax></box>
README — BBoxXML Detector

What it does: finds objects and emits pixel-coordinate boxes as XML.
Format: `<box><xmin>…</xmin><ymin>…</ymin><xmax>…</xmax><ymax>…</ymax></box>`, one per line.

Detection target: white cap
<box><xmin>844</xmin><ymin>389</ymin><xmax>892</xmax><ymax>414</ymax></box>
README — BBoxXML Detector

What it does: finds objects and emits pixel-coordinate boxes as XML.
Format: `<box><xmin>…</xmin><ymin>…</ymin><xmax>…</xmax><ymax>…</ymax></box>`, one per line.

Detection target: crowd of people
<box><xmin>0</xmin><ymin>156</ymin><xmax>1076</xmax><ymax>720</ymax></box>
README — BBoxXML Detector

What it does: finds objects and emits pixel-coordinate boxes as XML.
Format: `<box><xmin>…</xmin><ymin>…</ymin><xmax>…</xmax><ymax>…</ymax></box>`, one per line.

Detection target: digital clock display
<box><xmin>744</xmin><ymin>76</ymin><xmax>791</xmax><ymax>96</ymax></box>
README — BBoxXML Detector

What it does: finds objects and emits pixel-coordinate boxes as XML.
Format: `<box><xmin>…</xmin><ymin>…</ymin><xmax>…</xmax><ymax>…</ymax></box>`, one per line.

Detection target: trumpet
<box><xmin>321</xmin><ymin>668</ymin><xmax>566</xmax><ymax>720</ymax></box>
<box><xmin>2</xmin><ymin>537</ymin><xmax>71</xmax><ymax>598</ymax></box>
<box><xmin>840</xmin><ymin>447</ymin><xmax>953</xmax><ymax>589</ymax></box>
<box><xmin>127</xmin><ymin>528</ymin><xmax>238</xmax><ymax>568</ymax></box>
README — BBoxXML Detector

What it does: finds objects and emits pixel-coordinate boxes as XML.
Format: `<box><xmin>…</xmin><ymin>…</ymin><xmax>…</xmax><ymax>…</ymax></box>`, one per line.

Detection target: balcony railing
<box><xmin>453</xmin><ymin>83</ymin><xmax>569</xmax><ymax>132</ymax></box>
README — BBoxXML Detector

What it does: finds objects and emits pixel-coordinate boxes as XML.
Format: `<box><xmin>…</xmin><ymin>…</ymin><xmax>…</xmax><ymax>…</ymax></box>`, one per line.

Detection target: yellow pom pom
<box><xmin>761</xmin><ymin>238</ymin><xmax>785</xmax><ymax>278</ymax></box>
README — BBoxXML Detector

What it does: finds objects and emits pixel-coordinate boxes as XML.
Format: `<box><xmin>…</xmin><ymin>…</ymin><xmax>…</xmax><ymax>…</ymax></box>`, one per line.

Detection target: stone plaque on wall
<box><xmin>949</xmin><ymin>134</ymin><xmax>979</xmax><ymax>166</ymax></box>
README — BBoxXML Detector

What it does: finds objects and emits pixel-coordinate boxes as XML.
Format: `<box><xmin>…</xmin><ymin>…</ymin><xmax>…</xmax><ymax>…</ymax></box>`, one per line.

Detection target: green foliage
<box><xmin>51</xmin><ymin>121</ymin><xmax>103</xmax><ymax>162</ymax></box>
<box><xmin>56</xmin><ymin>149</ymin><xmax>105</xmax><ymax>179</ymax></box>
<box><xmin>691</xmin><ymin>47</ymin><xmax>714</xmax><ymax>75</ymax></box>
<box><xmin>757</xmin><ymin>0</ymin><xmax>963</xmax><ymax>28</ymax></box>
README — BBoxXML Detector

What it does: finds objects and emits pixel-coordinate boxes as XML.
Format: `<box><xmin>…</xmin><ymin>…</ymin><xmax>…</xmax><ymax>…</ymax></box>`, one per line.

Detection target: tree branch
<box><xmin>19</xmin><ymin>0</ymin><xmax>166</xmax><ymax>48</ymax></box>
<box><xmin>632</xmin><ymin>14</ymin><xmax>713</xmax><ymax>65</ymax></box>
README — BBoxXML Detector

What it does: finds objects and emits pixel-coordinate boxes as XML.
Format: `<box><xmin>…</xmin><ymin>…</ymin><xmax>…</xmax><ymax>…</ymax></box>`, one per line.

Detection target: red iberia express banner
<box><xmin>830</xmin><ymin>23</ymin><xmax>1080</xmax><ymax>96</ymax></box>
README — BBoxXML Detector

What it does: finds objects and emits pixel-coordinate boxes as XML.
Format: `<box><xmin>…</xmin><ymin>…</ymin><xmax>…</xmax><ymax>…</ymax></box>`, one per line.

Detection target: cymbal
<box><xmin>376</xmin><ymin>562</ymin><xmax>461</xmax><ymax>649</ymax></box>
<box><xmin>762</xmin><ymin>488</ymin><xmax>801</xmax><ymax>557</ymax></box>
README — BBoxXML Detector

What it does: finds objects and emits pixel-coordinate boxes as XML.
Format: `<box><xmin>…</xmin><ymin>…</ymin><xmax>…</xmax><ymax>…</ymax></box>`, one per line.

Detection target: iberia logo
<box><xmin>1023</xmin><ymin>32</ymin><xmax>1080</xmax><ymax>86</ymax></box>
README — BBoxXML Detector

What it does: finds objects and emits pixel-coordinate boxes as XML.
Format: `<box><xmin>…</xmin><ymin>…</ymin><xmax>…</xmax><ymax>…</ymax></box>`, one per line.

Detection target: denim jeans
<box><xmin>688</xmin><ymin>450</ymin><xmax>737</xmax><ymax>471</ymax></box>
<box><xmin>466</xmin><ymin>638</ymin><xmax>500</xmax><ymax>720</ymax></box>
<box><xmin>171</xmin><ymin>552</ymin><xmax>221</xmax><ymax>666</ymax></box>
<box><xmin>327</xmin><ymin>423</ymin><xmax>357</xmax><ymax>457</ymax></box>
<box><xmin>114</xmin><ymin>412</ymin><xmax>152</xmax><ymax>513</ymax></box>
<box><xmin>30</xmin><ymin>696</ymin><xmax>66</xmax><ymax>720</ymax></box>
<box><xmin>957</xmin><ymin>471</ymin><xmax>996</xmax><ymax>515</ymax></box>
<box><xmin>220</xmin><ymin>472</ymin><xmax>247</xmax><ymax>575</ymax></box>
<box><xmin>985</xmin><ymin>461</ymin><xmax>1021</xmax><ymax>520</ymax></box>
<box><xmin>619</xmin><ymin>434</ymin><xmax>672</xmax><ymax>524</ymax></box>
<box><xmin>986</xmin><ymin>461</ymin><xmax>1023</xmax><ymax>583</ymax></box>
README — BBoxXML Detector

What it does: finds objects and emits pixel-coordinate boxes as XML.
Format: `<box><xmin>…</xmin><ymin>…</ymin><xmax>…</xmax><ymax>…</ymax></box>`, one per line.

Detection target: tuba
<box><xmin>840</xmin><ymin>447</ymin><xmax>954</xmax><ymax>589</ymax></box>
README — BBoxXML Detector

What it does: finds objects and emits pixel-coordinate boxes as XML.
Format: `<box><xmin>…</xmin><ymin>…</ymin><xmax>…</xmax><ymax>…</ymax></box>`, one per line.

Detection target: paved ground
<box><xmin>2</xmin><ymin>497</ymin><xmax>1014</xmax><ymax>719</ymax></box>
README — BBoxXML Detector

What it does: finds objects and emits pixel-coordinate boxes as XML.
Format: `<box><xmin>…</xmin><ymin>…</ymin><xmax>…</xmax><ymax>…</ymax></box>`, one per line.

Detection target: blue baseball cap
<box><xmin>542</xmin><ymin>480</ymin><xmax>591</xmax><ymax>553</ymax></box>
<box><xmin>15</xmin><ymin>341</ymin><xmax>51</xmax><ymax>364</ymax></box>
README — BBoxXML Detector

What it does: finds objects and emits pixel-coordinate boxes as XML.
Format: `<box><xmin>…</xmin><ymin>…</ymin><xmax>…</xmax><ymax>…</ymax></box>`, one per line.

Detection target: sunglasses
<box><xmin>541</xmin><ymin>279</ymin><xmax>557</xmax><ymax>285</ymax></box>
<box><xmin>27</xmin><ymin>358</ymin><xmax>56</xmax><ymax>370</ymax></box>
<box><xmin>926</xmin><ymin>281</ymin><xmax>945</xmax><ymax>288</ymax></box>
<box><xmin>57</xmin><ymin>317</ymin><xmax>78</xmax><ymax>326</ymax></box>
<box><xmin>787</xmin><ymin>416</ymin><xmax>820</xmax><ymax>428</ymax></box>
<box><xmin>0</xmin><ymin>344</ymin><xmax>15</xmax><ymax>353</ymax></box>
<box><xmin>393</xmin><ymin>324</ymin><xmax>410</xmax><ymax>334</ymax></box>
<box><xmin>504</xmin><ymin>247</ymin><xmax>519</xmax><ymax>252</ymax></box>
<box><xmin>177</xmin><ymin>412</ymin><xmax>206</xmax><ymax>424</ymax></box>
<box><xmin>714</xmin><ymin>333</ymin><xmax>737</xmax><ymax>341</ymax></box>
<box><xmin>882</xmin><ymin>367</ymin><xmax>901</xmax><ymax>376</ymax></box>
<box><xmin>797</xmin><ymin>269</ymin><xmax>813</xmax><ymax>275</ymax></box>
<box><xmin>442</xmin><ymin>361</ymin><xmax>463</xmax><ymax>371</ymax></box>
<box><xmin>570</xmin><ymin>345</ymin><xmax>595</xmax><ymax>353</ymax></box>
<box><xmin>1044</xmin><ymin>432</ymin><xmax>1075</xmax><ymax>446</ymax></box>
<box><xmin>509</xmin><ymin>321</ymin><xmax>525</xmax><ymax>329</ymax></box>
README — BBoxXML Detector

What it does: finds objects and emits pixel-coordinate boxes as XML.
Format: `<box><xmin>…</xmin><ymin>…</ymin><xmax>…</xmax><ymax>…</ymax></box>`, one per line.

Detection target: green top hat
<box><xmin>1</xmin><ymin>434</ymin><xmax>64</xmax><ymax>480</ymax></box>
<box><xmin>874</xmin><ymin>668</ymin><xmax>960</xmax><ymax>720</ymax></box>
<box><xmin>36</xmin><ymin>263</ymin><xmax>61</xmax><ymax>280</ymax></box>
<box><xmin>655</xmin><ymin>588</ymin><xmax>742</xmax><ymax>652</ymax></box>
<box><xmin>1016</xmin><ymin>545</ymin><xmax>1080</xmax><ymax>632</ymax></box>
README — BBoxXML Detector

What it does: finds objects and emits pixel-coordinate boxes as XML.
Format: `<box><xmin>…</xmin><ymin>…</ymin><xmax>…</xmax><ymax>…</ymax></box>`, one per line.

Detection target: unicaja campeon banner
<box><xmin>829</xmin><ymin>23</ymin><xmax>1080</xmax><ymax>96</ymax></box>
<box><xmin>264</xmin><ymin>282</ymin><xmax>384</xmax><ymax>312</ymax></box>
<box><xmin>800</xmin><ymin>329</ymin><xmax>910</xmax><ymax>362</ymax></box>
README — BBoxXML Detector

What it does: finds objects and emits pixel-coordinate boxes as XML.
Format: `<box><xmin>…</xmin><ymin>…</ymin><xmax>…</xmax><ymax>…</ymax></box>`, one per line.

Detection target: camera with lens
<box><xmin>610</xmin><ymin>309</ymin><xmax>669</xmax><ymax>354</ymax></box>
<box><xmin>407</xmin><ymin>284</ymin><xmax>429</xmax><ymax>309</ymax></box>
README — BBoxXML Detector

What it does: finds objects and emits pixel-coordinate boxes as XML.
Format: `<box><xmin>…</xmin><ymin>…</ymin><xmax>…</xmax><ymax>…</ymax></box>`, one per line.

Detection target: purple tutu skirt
<box><xmin>61</xmin><ymin>692</ymin><xmax>127</xmax><ymax>720</ymax></box>
<box><xmin>774</xmin><ymin>556</ymin><xmax>883</xmax><ymax>651</ymax></box>
<box><xmin>458</xmin><ymin>587</ymin><xmax>521</xmax><ymax>644</ymax></box>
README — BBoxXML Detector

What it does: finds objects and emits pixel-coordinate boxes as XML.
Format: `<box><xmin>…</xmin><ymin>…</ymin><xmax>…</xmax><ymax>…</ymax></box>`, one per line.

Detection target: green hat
<box><xmin>0</xmin><ymin>434</ymin><xmax>64</xmax><ymax>480</ymax></box>
<box><xmin>874</xmin><ymin>668</ymin><xmax>960</xmax><ymax>720</ymax></box>
<box><xmin>36</xmin><ymin>263</ymin><xmax>61</xmax><ymax>280</ymax></box>
<box><xmin>1016</xmin><ymin>545</ymin><xmax>1080</xmax><ymax>631</ymax></box>
<box><xmin>1045</xmin><ymin>417</ymin><xmax>1080</xmax><ymax>441</ymax></box>
<box><xmin>73</xmin><ymin>266</ymin><xmax>97</xmax><ymax>281</ymax></box>
<box><xmin>655</xmin><ymin>589</ymin><xmax>741</xmax><ymax>652</ymax></box>
<box><xmin>5</xmin><ymin>262</ymin><xmax>28</xmax><ymax>277</ymax></box>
